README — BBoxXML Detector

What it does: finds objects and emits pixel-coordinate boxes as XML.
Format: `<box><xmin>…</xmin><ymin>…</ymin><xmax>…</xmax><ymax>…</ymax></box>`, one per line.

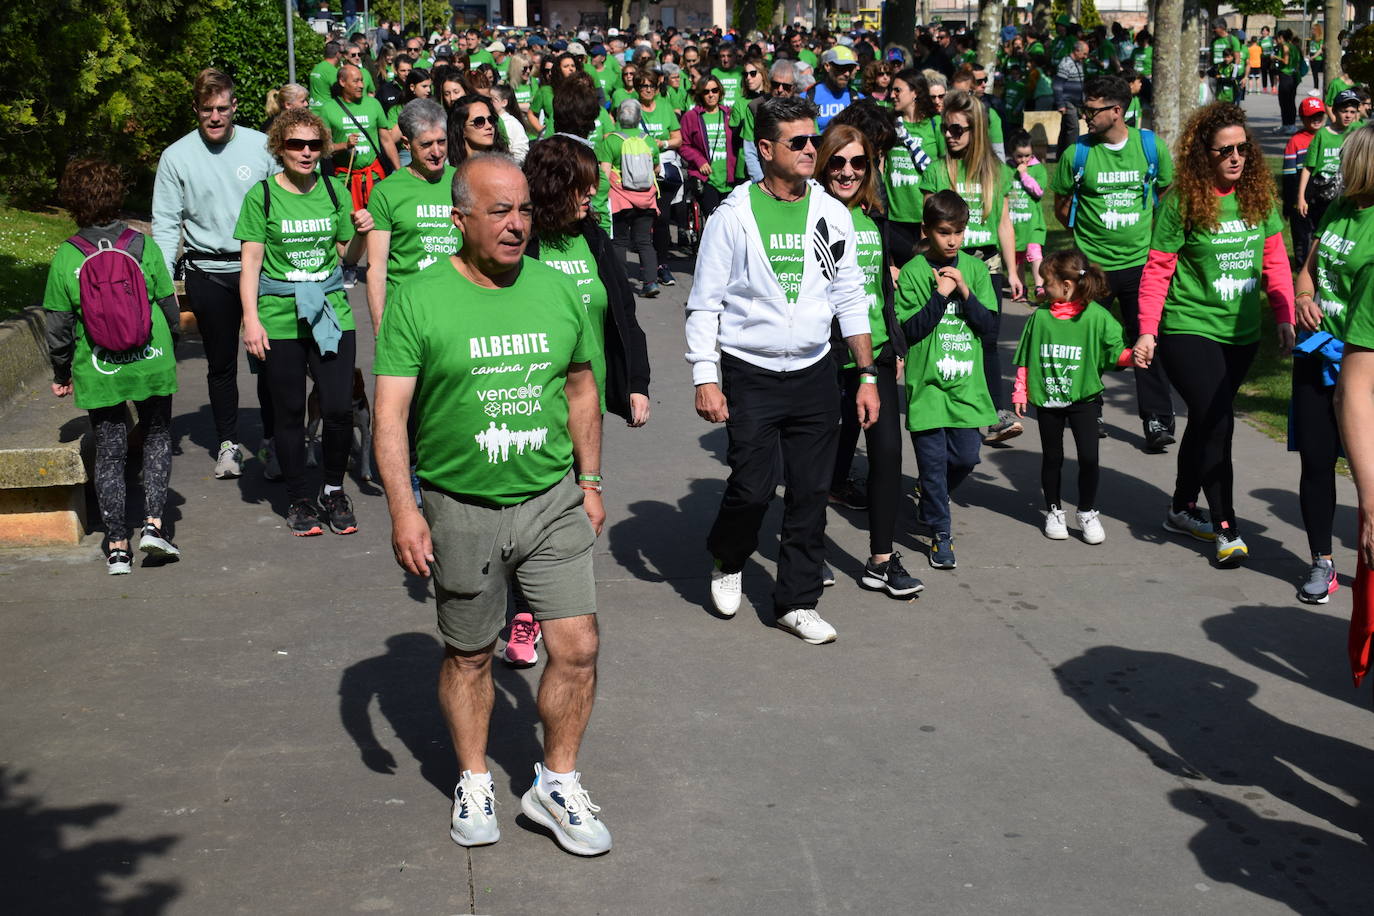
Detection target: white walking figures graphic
<box><xmin>475</xmin><ymin>422</ymin><xmax>550</xmax><ymax>463</ymax></box>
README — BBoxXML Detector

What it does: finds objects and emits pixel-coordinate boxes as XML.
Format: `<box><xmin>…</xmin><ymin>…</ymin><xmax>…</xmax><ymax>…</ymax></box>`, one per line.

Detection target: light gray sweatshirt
<box><xmin>151</xmin><ymin>126</ymin><xmax>276</xmax><ymax>277</ymax></box>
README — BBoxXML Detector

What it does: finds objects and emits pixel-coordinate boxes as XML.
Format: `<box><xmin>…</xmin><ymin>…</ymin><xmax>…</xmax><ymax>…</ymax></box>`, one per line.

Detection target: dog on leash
<box><xmin>304</xmin><ymin>368</ymin><xmax>373</xmax><ymax>481</ymax></box>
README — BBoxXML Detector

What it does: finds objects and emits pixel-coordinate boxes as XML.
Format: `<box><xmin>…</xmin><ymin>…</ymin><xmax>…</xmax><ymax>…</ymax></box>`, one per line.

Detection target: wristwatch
<box><xmin>856</xmin><ymin>364</ymin><xmax>879</xmax><ymax>377</ymax></box>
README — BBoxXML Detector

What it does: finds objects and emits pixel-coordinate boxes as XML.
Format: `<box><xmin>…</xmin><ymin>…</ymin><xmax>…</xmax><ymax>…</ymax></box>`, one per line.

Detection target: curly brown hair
<box><xmin>1171</xmin><ymin>102</ymin><xmax>1275</xmax><ymax>233</ymax></box>
<box><xmin>524</xmin><ymin>135</ymin><xmax>598</xmax><ymax>236</ymax></box>
<box><xmin>59</xmin><ymin>158</ymin><xmax>126</xmax><ymax>227</ymax></box>
<box><xmin>266</xmin><ymin>107</ymin><xmax>328</xmax><ymax>163</ymax></box>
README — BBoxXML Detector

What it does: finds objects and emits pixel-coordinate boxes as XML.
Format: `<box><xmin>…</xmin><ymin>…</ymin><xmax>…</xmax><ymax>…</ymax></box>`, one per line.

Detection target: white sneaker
<box><xmin>1077</xmin><ymin>509</ymin><xmax>1105</xmax><ymax>545</ymax></box>
<box><xmin>776</xmin><ymin>607</ymin><xmax>837</xmax><ymax>644</ymax></box>
<box><xmin>520</xmin><ymin>764</ymin><xmax>612</xmax><ymax>856</ymax></box>
<box><xmin>214</xmin><ymin>440</ymin><xmax>243</xmax><ymax>479</ymax></box>
<box><xmin>1043</xmin><ymin>506</ymin><xmax>1069</xmax><ymax>540</ymax></box>
<box><xmin>710</xmin><ymin>566</ymin><xmax>742</xmax><ymax>617</ymax></box>
<box><xmin>450</xmin><ymin>770</ymin><xmax>500</xmax><ymax>847</ymax></box>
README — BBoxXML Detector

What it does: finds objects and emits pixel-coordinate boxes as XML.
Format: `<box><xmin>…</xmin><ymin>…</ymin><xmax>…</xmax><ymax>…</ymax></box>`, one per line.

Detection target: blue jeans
<box><xmin>910</xmin><ymin>427</ymin><xmax>982</xmax><ymax>536</ymax></box>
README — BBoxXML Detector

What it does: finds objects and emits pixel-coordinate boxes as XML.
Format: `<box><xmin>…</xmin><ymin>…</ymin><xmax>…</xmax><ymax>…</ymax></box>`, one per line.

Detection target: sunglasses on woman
<box><xmin>284</xmin><ymin>137</ymin><xmax>324</xmax><ymax>151</ymax></box>
<box><xmin>942</xmin><ymin>123</ymin><xmax>968</xmax><ymax>138</ymax></box>
<box><xmin>704</xmin><ymin>86</ymin><xmax>721</xmax><ymax>94</ymax></box>
<box><xmin>826</xmin><ymin>154</ymin><xmax>869</xmax><ymax>172</ymax></box>
<box><xmin>1209</xmin><ymin>141</ymin><xmax>1252</xmax><ymax>158</ymax></box>
<box><xmin>745</xmin><ymin>69</ymin><xmax>760</xmax><ymax>77</ymax></box>
<box><xmin>468</xmin><ymin>115</ymin><xmax>493</xmax><ymax>128</ymax></box>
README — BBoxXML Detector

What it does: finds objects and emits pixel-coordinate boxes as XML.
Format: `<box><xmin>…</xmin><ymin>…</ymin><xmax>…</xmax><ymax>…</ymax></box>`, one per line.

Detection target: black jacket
<box><xmin>526</xmin><ymin>218</ymin><xmax>651</xmax><ymax>422</ymax></box>
<box><xmin>831</xmin><ymin>210</ymin><xmax>908</xmax><ymax>366</ymax></box>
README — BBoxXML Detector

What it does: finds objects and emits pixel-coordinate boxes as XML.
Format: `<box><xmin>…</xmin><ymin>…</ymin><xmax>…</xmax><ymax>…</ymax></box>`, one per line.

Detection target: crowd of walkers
<box><xmin>37</xmin><ymin>12</ymin><xmax>1374</xmax><ymax>860</ymax></box>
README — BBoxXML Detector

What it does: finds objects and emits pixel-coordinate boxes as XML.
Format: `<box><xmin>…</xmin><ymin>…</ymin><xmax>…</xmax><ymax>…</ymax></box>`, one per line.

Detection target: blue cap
<box><xmin>1002</xmin><ymin>25</ymin><xmax>1019</xmax><ymax>42</ymax></box>
<box><xmin>551</xmin><ymin>39</ymin><xmax>567</xmax><ymax>51</ymax></box>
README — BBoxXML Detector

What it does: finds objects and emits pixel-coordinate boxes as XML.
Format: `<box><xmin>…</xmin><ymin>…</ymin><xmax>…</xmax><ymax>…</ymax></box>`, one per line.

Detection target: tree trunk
<box><xmin>1325</xmin><ymin>0</ymin><xmax>1344</xmax><ymax>72</ymax></box>
<box><xmin>619</xmin><ymin>0</ymin><xmax>631</xmax><ymax>29</ymax></box>
<box><xmin>1180</xmin><ymin>0</ymin><xmax>1207</xmax><ymax>125</ymax></box>
<box><xmin>976</xmin><ymin>0</ymin><xmax>1001</xmax><ymax>69</ymax></box>
<box><xmin>884</xmin><ymin>0</ymin><xmax>917</xmax><ymax>61</ymax></box>
<box><xmin>1032</xmin><ymin>0</ymin><xmax>1052</xmax><ymax>33</ymax></box>
<box><xmin>1154</xmin><ymin>0</ymin><xmax>1184</xmax><ymax>148</ymax></box>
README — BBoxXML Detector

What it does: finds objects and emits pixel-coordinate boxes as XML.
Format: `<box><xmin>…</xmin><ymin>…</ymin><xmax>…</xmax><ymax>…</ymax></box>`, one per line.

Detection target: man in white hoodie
<box><xmin>685</xmin><ymin>96</ymin><xmax>879</xmax><ymax>645</ymax></box>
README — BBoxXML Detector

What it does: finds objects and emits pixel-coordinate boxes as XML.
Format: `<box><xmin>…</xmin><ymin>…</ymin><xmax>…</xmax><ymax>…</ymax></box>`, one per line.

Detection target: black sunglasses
<box><xmin>942</xmin><ymin>123</ymin><xmax>968</xmax><ymax>138</ymax></box>
<box><xmin>773</xmin><ymin>81</ymin><xmax>794</xmax><ymax>92</ymax></box>
<box><xmin>781</xmin><ymin>134</ymin><xmax>822</xmax><ymax>151</ymax></box>
<box><xmin>1209</xmin><ymin>141</ymin><xmax>1252</xmax><ymax>158</ymax></box>
<box><xmin>826</xmin><ymin>154</ymin><xmax>869</xmax><ymax>172</ymax></box>
<box><xmin>468</xmin><ymin>115</ymin><xmax>494</xmax><ymax>128</ymax></box>
<box><xmin>284</xmin><ymin>137</ymin><xmax>324</xmax><ymax>151</ymax></box>
<box><xmin>744</xmin><ymin>69</ymin><xmax>760</xmax><ymax>77</ymax></box>
<box><xmin>1082</xmin><ymin>102</ymin><xmax>1120</xmax><ymax>120</ymax></box>
<box><xmin>703</xmin><ymin>86</ymin><xmax>722</xmax><ymax>94</ymax></box>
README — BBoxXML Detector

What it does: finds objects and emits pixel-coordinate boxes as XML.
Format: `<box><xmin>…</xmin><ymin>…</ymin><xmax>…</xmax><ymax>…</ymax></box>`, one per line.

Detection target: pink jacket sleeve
<box><xmin>1263</xmin><ymin>233</ymin><xmax>1296</xmax><ymax>326</ymax></box>
<box><xmin>1137</xmin><ymin>249</ymin><xmax>1179</xmax><ymax>338</ymax></box>
<box><xmin>1018</xmin><ymin>169</ymin><xmax>1044</xmax><ymax>198</ymax></box>
<box><xmin>1012</xmin><ymin>365</ymin><xmax>1029</xmax><ymax>405</ymax></box>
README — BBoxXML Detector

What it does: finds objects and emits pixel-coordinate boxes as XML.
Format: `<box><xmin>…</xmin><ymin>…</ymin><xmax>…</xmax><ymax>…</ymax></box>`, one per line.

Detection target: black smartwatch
<box><xmin>856</xmin><ymin>364</ymin><xmax>879</xmax><ymax>377</ymax></box>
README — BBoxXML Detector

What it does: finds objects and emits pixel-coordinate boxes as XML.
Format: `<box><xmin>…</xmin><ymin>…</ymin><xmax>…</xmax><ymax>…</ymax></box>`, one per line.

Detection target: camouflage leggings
<box><xmin>89</xmin><ymin>396</ymin><xmax>173</xmax><ymax>542</ymax></box>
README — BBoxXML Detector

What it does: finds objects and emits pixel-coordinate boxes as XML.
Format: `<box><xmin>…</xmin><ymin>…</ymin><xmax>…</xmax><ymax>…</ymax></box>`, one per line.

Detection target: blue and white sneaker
<box><xmin>450</xmin><ymin>770</ymin><xmax>500</xmax><ymax>847</ymax></box>
<box><xmin>519</xmin><ymin>763</ymin><xmax>612</xmax><ymax>856</ymax></box>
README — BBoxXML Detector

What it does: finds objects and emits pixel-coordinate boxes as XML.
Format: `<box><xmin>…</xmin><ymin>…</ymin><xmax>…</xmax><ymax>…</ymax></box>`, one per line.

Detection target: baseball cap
<box><xmin>486</xmin><ymin>40</ymin><xmax>505</xmax><ymax>52</ymax></box>
<box><xmin>551</xmin><ymin>39</ymin><xmax>567</xmax><ymax>51</ymax></box>
<box><xmin>568</xmin><ymin>41</ymin><xmax>588</xmax><ymax>56</ymax></box>
<box><xmin>821</xmin><ymin>46</ymin><xmax>858</xmax><ymax>67</ymax></box>
<box><xmin>1300</xmin><ymin>96</ymin><xmax>1326</xmax><ymax>117</ymax></box>
<box><xmin>1002</xmin><ymin>25</ymin><xmax>1019</xmax><ymax>42</ymax></box>
<box><xmin>1335</xmin><ymin>89</ymin><xmax>1362</xmax><ymax>109</ymax></box>
<box><xmin>590</xmin><ymin>43</ymin><xmax>606</xmax><ymax>57</ymax></box>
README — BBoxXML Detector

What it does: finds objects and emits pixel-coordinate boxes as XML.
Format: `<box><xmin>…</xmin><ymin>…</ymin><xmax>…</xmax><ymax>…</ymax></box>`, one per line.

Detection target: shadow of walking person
<box><xmin>338</xmin><ymin>633</ymin><xmax>453</xmax><ymax>797</ymax></box>
<box><xmin>1054</xmin><ymin>645</ymin><xmax>1374</xmax><ymax>845</ymax></box>
<box><xmin>488</xmin><ymin>663</ymin><xmax>545</xmax><ymax>797</ymax></box>
<box><xmin>1169</xmin><ymin>788</ymin><xmax>1374</xmax><ymax>914</ymax></box>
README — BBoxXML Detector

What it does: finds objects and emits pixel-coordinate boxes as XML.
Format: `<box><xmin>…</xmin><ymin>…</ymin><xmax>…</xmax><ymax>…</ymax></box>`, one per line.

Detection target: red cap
<box><xmin>1300</xmin><ymin>97</ymin><xmax>1326</xmax><ymax>117</ymax></box>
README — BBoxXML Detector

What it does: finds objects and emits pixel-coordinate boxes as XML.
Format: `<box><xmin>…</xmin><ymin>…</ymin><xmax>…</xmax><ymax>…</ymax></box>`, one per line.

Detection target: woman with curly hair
<box><xmin>1132</xmin><ymin>102</ymin><xmax>1295</xmax><ymax>566</ymax></box>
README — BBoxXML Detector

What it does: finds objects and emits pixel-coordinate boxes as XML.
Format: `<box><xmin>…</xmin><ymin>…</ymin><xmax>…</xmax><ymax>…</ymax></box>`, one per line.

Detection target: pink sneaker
<box><xmin>503</xmin><ymin>613</ymin><xmax>542</xmax><ymax>667</ymax></box>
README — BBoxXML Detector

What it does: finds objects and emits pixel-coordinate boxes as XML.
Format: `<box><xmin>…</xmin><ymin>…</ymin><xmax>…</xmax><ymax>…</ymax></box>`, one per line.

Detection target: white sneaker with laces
<box><xmin>710</xmin><ymin>566</ymin><xmax>742</xmax><ymax>616</ymax></box>
<box><xmin>776</xmin><ymin>607</ymin><xmax>837</xmax><ymax>644</ymax></box>
<box><xmin>450</xmin><ymin>770</ymin><xmax>500</xmax><ymax>847</ymax></box>
<box><xmin>1043</xmin><ymin>506</ymin><xmax>1069</xmax><ymax>540</ymax></box>
<box><xmin>1077</xmin><ymin>509</ymin><xmax>1106</xmax><ymax>545</ymax></box>
<box><xmin>214</xmin><ymin>440</ymin><xmax>243</xmax><ymax>479</ymax></box>
<box><xmin>520</xmin><ymin>764</ymin><xmax>612</xmax><ymax>856</ymax></box>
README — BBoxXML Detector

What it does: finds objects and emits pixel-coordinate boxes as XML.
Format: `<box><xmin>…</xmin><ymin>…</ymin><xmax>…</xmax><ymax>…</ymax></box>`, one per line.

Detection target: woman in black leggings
<box><xmin>817</xmin><ymin>125</ymin><xmax>922</xmax><ymax>597</ymax></box>
<box><xmin>1132</xmin><ymin>103</ymin><xmax>1294</xmax><ymax>566</ymax></box>
<box><xmin>237</xmin><ymin>108</ymin><xmax>371</xmax><ymax>537</ymax></box>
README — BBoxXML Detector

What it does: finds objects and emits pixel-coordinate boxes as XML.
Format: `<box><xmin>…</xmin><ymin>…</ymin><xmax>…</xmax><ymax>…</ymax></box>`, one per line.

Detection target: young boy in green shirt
<box><xmin>895</xmin><ymin>190</ymin><xmax>999</xmax><ymax>570</ymax></box>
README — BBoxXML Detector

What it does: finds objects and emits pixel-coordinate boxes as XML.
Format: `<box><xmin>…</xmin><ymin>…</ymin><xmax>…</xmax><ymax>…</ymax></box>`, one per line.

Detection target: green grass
<box><xmin>0</xmin><ymin>204</ymin><xmax>76</xmax><ymax>320</ymax></box>
<box><xmin>1035</xmin><ymin>155</ymin><xmax>1294</xmax><ymax>441</ymax></box>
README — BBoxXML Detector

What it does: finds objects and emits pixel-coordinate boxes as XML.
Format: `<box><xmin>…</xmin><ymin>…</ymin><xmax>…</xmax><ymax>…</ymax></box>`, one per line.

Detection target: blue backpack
<box><xmin>1067</xmin><ymin>128</ymin><xmax>1160</xmax><ymax>229</ymax></box>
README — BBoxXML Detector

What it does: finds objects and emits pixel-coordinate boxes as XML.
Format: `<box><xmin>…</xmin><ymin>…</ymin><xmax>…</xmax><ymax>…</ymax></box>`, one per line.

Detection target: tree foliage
<box><xmin>1235</xmin><ymin>0</ymin><xmax>1285</xmax><ymax>17</ymax></box>
<box><xmin>366</xmin><ymin>0</ymin><xmax>455</xmax><ymax>33</ymax></box>
<box><xmin>207</xmin><ymin>0</ymin><xmax>325</xmax><ymax>130</ymax></box>
<box><xmin>1343</xmin><ymin>23</ymin><xmax>1374</xmax><ymax>86</ymax></box>
<box><xmin>1080</xmin><ymin>0</ymin><xmax>1103</xmax><ymax>30</ymax></box>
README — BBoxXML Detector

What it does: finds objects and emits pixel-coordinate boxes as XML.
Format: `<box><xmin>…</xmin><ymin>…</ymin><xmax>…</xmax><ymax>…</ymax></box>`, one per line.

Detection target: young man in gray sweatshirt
<box><xmin>152</xmin><ymin>68</ymin><xmax>277</xmax><ymax>480</ymax></box>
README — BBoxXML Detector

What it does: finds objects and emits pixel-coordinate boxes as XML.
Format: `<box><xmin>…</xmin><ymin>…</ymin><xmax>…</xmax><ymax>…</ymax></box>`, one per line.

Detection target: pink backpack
<box><xmin>66</xmin><ymin>228</ymin><xmax>152</xmax><ymax>352</ymax></box>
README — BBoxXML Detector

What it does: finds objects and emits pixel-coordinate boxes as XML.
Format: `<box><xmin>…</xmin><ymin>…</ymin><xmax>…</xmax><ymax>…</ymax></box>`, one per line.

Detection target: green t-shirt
<box><xmin>532</xmin><ymin>84</ymin><xmax>555</xmax><ymax>137</ymax></box>
<box><xmin>1012</xmin><ymin>304</ymin><xmax>1125</xmax><ymax>407</ymax></box>
<box><xmin>586</xmin><ymin>63</ymin><xmax>618</xmax><ymax>96</ymax></box>
<box><xmin>233</xmin><ymin>177</ymin><xmax>357</xmax><ymax>340</ymax></box>
<box><xmin>849</xmin><ymin>207</ymin><xmax>888</xmax><ymax>365</ymax></box>
<box><xmin>1003</xmin><ymin>79</ymin><xmax>1027</xmax><ymax>115</ymax></box>
<box><xmin>596</xmin><ymin>127</ymin><xmax>661</xmax><ymax>180</ymax></box>
<box><xmin>919</xmin><ymin>159</ymin><xmax>1013</xmax><ymax>251</ymax></box>
<box><xmin>884</xmin><ymin>118</ymin><xmax>944</xmax><ymax>223</ymax></box>
<box><xmin>1313</xmin><ymin>198</ymin><xmax>1374</xmax><ymax>343</ymax></box>
<box><xmin>372</xmin><ymin>257</ymin><xmax>594</xmax><ymax>506</ymax></box>
<box><xmin>308</xmin><ymin>60</ymin><xmax>339</xmax><ymax>107</ymax></box>
<box><xmin>367</xmin><ymin>165</ymin><xmax>461</xmax><ymax>291</ymax></box>
<box><xmin>1212</xmin><ymin>34</ymin><xmax>1243</xmax><ymax>66</ymax></box>
<box><xmin>320</xmin><ymin>95</ymin><xmax>395</xmax><ymax>169</ymax></box>
<box><xmin>1150</xmin><ymin>190</ymin><xmax>1283</xmax><ymax>345</ymax></box>
<box><xmin>1009</xmin><ymin>162</ymin><xmax>1049</xmax><ymax>249</ymax></box>
<box><xmin>610</xmin><ymin>87</ymin><xmax>635</xmax><ymax>112</ymax></box>
<box><xmin>1325</xmin><ymin>77</ymin><xmax>1352</xmax><ymax>110</ymax></box>
<box><xmin>703</xmin><ymin>110</ymin><xmax>730</xmax><ymax>191</ymax></box>
<box><xmin>1277</xmin><ymin>43</ymin><xmax>1299</xmax><ymax>76</ymax></box>
<box><xmin>748</xmin><ymin>183</ymin><xmax>809</xmax><ymax>303</ymax></box>
<box><xmin>1051</xmin><ymin>129</ymin><xmax>1174</xmax><ymax>271</ymax></box>
<box><xmin>730</xmin><ymin>101</ymin><xmax>758</xmax><ymax>181</ymax></box>
<box><xmin>1305</xmin><ymin>123</ymin><xmax>1357</xmax><ymax>180</ymax></box>
<box><xmin>41</xmin><ymin>234</ymin><xmax>178</xmax><ymax>410</ymax></box>
<box><xmin>539</xmin><ymin>232</ymin><xmax>610</xmax><ymax>411</ymax></box>
<box><xmin>513</xmin><ymin>82</ymin><xmax>536</xmax><ymax>110</ymax></box>
<box><xmin>712</xmin><ymin>67</ymin><xmax>744</xmax><ymax>109</ymax></box>
<box><xmin>639</xmin><ymin>101</ymin><xmax>681</xmax><ymax>145</ymax></box>
<box><xmin>1133</xmin><ymin>45</ymin><xmax>1154</xmax><ymax>77</ymax></box>
<box><xmin>894</xmin><ymin>252</ymin><xmax>999</xmax><ymax>431</ymax></box>
<box><xmin>1124</xmin><ymin>96</ymin><xmax>1143</xmax><ymax>128</ymax></box>
<box><xmin>468</xmin><ymin>49</ymin><xmax>496</xmax><ymax>68</ymax></box>
<box><xmin>1259</xmin><ymin>36</ymin><xmax>1274</xmax><ymax>55</ymax></box>
<box><xmin>665</xmin><ymin>84</ymin><xmax>691</xmax><ymax>114</ymax></box>
<box><xmin>798</xmin><ymin>49</ymin><xmax>819</xmax><ymax>68</ymax></box>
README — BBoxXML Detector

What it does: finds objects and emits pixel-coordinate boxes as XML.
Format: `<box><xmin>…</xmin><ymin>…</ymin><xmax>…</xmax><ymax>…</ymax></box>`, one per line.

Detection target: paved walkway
<box><xmin>3</xmin><ymin>84</ymin><xmax>1372</xmax><ymax>915</ymax></box>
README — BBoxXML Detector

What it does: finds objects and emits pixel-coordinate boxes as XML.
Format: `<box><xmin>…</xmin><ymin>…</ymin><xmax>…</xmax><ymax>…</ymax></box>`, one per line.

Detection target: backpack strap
<box><xmin>66</xmin><ymin>234</ymin><xmax>97</xmax><ymax>257</ymax></box>
<box><xmin>1139</xmin><ymin>128</ymin><xmax>1160</xmax><ymax>208</ymax></box>
<box><xmin>260</xmin><ymin>177</ymin><xmax>272</xmax><ymax>221</ymax></box>
<box><xmin>1067</xmin><ymin>137</ymin><xmax>1091</xmax><ymax>229</ymax></box>
<box><xmin>114</xmin><ymin>227</ymin><xmax>145</xmax><ymax>262</ymax></box>
<box><xmin>320</xmin><ymin>173</ymin><xmax>340</xmax><ymax>210</ymax></box>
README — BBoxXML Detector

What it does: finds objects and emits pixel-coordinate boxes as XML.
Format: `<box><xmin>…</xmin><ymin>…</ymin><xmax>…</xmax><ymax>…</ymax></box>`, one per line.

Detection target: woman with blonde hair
<box><xmin>263</xmin><ymin>83</ymin><xmax>308</xmax><ymax>132</ymax></box>
<box><xmin>1132</xmin><ymin>102</ymin><xmax>1294</xmax><ymax>566</ymax></box>
<box><xmin>816</xmin><ymin>123</ymin><xmax>918</xmax><ymax>597</ymax></box>
<box><xmin>1301</xmin><ymin>125</ymin><xmax>1374</xmax><ymax>599</ymax></box>
<box><xmin>920</xmin><ymin>88</ymin><xmax>1023</xmax><ymax>442</ymax></box>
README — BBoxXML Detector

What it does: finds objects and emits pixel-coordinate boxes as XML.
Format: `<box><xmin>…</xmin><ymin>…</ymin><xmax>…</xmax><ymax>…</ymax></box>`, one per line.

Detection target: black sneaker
<box><xmin>288</xmin><ymin>499</ymin><xmax>325</xmax><ymax>537</ymax></box>
<box><xmin>138</xmin><ymin>524</ymin><xmax>181</xmax><ymax>559</ymax></box>
<box><xmin>320</xmin><ymin>490</ymin><xmax>359</xmax><ymax>535</ymax></box>
<box><xmin>658</xmin><ymin>265</ymin><xmax>676</xmax><ymax>286</ymax></box>
<box><xmin>829</xmin><ymin>478</ymin><xmax>869</xmax><ymax>510</ymax></box>
<box><xmin>1097</xmin><ymin>416</ymin><xmax>1108</xmax><ymax>439</ymax></box>
<box><xmin>860</xmin><ymin>551</ymin><xmax>925</xmax><ymax>597</ymax></box>
<box><xmin>928</xmin><ymin>533</ymin><xmax>957</xmax><ymax>570</ymax></box>
<box><xmin>1143</xmin><ymin>417</ymin><xmax>1176</xmax><ymax>451</ymax></box>
<box><xmin>821</xmin><ymin>563</ymin><xmax>837</xmax><ymax>587</ymax></box>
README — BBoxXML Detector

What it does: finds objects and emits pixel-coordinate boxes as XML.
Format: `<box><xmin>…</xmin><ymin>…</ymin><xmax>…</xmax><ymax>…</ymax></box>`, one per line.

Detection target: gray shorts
<box><xmin>422</xmin><ymin>474</ymin><xmax>597</xmax><ymax>651</ymax></box>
